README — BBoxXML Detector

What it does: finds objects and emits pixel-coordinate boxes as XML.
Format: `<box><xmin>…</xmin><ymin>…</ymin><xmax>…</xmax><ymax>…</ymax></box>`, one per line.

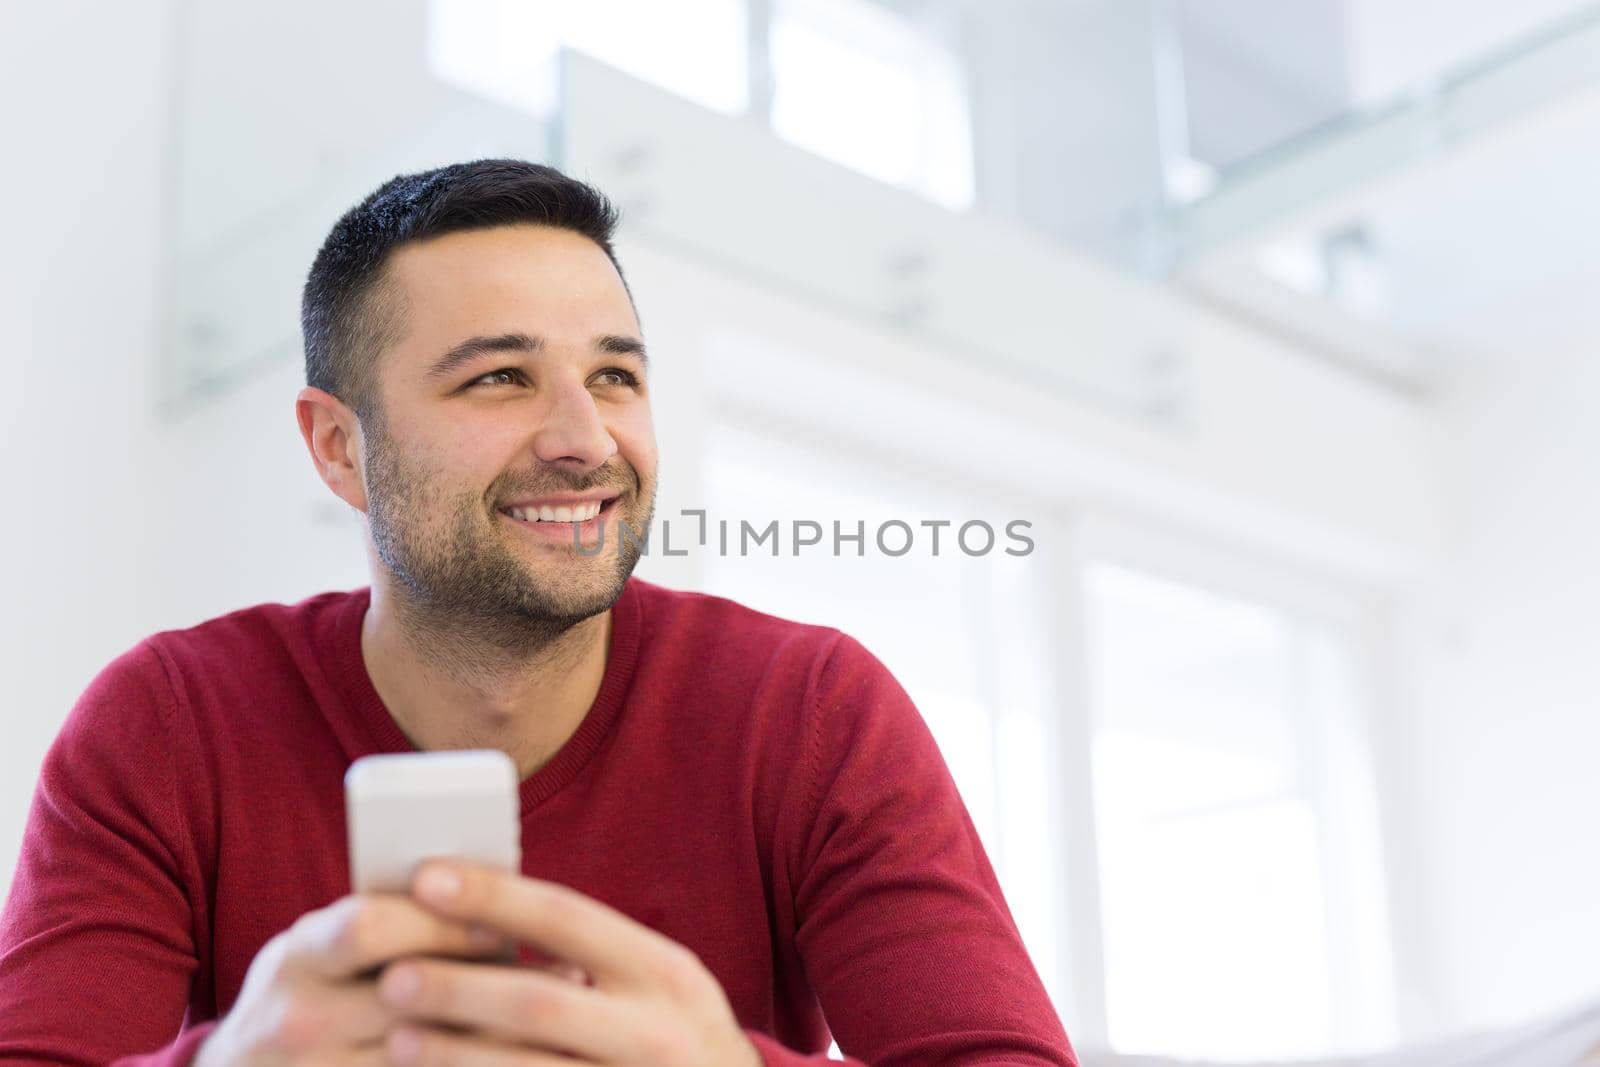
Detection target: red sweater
<box><xmin>0</xmin><ymin>577</ymin><xmax>1074</xmax><ymax>1065</ymax></box>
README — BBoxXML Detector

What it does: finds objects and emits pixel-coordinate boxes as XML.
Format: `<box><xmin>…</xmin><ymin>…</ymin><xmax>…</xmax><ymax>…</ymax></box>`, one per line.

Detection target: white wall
<box><xmin>1406</xmin><ymin>339</ymin><xmax>1600</xmax><ymax>1032</ymax></box>
<box><xmin>0</xmin><ymin>0</ymin><xmax>177</xmax><ymax>902</ymax></box>
<box><xmin>1345</xmin><ymin>0</ymin><xmax>1595</xmax><ymax>104</ymax></box>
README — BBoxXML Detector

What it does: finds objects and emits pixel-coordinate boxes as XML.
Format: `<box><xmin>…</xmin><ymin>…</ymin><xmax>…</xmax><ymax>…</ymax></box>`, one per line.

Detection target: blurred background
<box><xmin>3</xmin><ymin>0</ymin><xmax>1598</xmax><ymax>1062</ymax></box>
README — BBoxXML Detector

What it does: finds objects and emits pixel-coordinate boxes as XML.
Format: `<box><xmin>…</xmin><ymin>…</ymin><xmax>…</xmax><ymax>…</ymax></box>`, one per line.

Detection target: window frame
<box><xmin>763</xmin><ymin>0</ymin><xmax>977</xmax><ymax>209</ymax></box>
<box><xmin>1056</xmin><ymin>511</ymin><xmax>1401</xmax><ymax>1056</ymax></box>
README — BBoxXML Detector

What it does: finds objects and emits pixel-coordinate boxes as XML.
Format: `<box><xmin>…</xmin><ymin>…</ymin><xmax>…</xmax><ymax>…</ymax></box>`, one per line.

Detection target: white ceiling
<box><xmin>1172</xmin><ymin>0</ymin><xmax>1600</xmax><ymax>388</ymax></box>
<box><xmin>863</xmin><ymin>0</ymin><xmax>1600</xmax><ymax>388</ymax></box>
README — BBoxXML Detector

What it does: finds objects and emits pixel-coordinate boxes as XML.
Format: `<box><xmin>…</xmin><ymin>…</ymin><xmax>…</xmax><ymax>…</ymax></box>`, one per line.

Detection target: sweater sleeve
<box><xmin>0</xmin><ymin>639</ymin><xmax>217</xmax><ymax>1065</ymax></box>
<box><xmin>761</xmin><ymin>633</ymin><xmax>1076</xmax><ymax>1066</ymax></box>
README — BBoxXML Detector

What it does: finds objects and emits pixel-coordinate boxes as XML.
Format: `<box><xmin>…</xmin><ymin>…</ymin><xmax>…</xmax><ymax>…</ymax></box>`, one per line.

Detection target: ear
<box><xmin>296</xmin><ymin>386</ymin><xmax>368</xmax><ymax>513</ymax></box>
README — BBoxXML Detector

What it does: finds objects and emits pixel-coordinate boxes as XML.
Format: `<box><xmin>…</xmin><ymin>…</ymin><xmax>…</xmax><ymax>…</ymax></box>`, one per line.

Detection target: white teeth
<box><xmin>507</xmin><ymin>501</ymin><xmax>604</xmax><ymax>523</ymax></box>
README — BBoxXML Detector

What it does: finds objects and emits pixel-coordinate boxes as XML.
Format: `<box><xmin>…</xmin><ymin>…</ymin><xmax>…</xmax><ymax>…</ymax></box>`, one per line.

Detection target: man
<box><xmin>0</xmin><ymin>160</ymin><xmax>1075</xmax><ymax>1065</ymax></box>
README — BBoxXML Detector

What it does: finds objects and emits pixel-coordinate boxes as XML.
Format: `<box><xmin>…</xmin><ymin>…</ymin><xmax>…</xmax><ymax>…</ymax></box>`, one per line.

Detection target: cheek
<box><xmin>436</xmin><ymin>418</ymin><xmax>519</xmax><ymax>466</ymax></box>
<box><xmin>388</xmin><ymin>428</ymin><xmax>495</xmax><ymax>500</ymax></box>
<box><xmin>610</xmin><ymin>410</ymin><xmax>658</xmax><ymax>479</ymax></box>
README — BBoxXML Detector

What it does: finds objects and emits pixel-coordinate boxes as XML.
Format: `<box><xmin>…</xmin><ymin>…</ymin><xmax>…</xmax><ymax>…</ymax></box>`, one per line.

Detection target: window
<box><xmin>427</xmin><ymin>0</ymin><xmax>976</xmax><ymax>210</ymax></box>
<box><xmin>427</xmin><ymin>0</ymin><xmax>749</xmax><ymax>117</ymax></box>
<box><xmin>1080</xmin><ymin>548</ymin><xmax>1397</xmax><ymax>1060</ymax></box>
<box><xmin>769</xmin><ymin>0</ymin><xmax>975</xmax><ymax>210</ymax></box>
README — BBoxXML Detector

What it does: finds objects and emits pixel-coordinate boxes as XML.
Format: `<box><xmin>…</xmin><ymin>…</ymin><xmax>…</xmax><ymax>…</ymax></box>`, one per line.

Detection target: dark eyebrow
<box><xmin>425</xmin><ymin>333</ymin><xmax>539</xmax><ymax>382</ymax></box>
<box><xmin>595</xmin><ymin>334</ymin><xmax>650</xmax><ymax>366</ymax></box>
<box><xmin>424</xmin><ymin>332</ymin><xmax>649</xmax><ymax>382</ymax></box>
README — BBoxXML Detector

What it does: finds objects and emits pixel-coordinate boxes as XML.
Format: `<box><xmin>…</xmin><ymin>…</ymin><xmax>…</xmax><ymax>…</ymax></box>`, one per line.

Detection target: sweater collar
<box><xmin>330</xmin><ymin>578</ymin><xmax>644</xmax><ymax>813</ymax></box>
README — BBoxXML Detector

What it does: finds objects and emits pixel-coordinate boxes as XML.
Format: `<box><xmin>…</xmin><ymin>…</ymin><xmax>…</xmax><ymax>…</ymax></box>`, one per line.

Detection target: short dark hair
<box><xmin>301</xmin><ymin>158</ymin><xmax>630</xmax><ymax>421</ymax></box>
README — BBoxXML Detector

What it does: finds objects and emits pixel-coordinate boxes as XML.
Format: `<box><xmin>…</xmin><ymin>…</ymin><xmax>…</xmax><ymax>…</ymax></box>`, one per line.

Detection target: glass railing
<box><xmin>1172</xmin><ymin>3</ymin><xmax>1600</xmax><ymax>259</ymax></box>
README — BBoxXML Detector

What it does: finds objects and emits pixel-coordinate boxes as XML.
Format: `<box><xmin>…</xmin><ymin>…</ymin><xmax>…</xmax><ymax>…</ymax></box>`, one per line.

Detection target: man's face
<box><xmin>358</xmin><ymin>223</ymin><xmax>657</xmax><ymax>631</ymax></box>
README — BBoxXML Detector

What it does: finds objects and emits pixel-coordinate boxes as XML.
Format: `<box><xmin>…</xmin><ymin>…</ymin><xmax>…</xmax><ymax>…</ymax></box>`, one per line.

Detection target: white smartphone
<box><xmin>345</xmin><ymin>749</ymin><xmax>521</xmax><ymax>894</ymax></box>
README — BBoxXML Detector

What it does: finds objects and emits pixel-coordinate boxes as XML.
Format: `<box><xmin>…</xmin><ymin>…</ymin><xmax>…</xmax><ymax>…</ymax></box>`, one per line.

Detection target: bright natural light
<box><xmin>770</xmin><ymin>0</ymin><xmax>976</xmax><ymax>210</ymax></box>
<box><xmin>427</xmin><ymin>0</ymin><xmax>974</xmax><ymax>208</ymax></box>
<box><xmin>1082</xmin><ymin>560</ymin><xmax>1392</xmax><ymax>1060</ymax></box>
<box><xmin>427</xmin><ymin>0</ymin><xmax>749</xmax><ymax>117</ymax></box>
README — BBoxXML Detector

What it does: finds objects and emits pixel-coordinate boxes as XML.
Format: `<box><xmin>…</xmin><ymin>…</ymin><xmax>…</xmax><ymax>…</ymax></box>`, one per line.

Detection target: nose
<box><xmin>531</xmin><ymin>376</ymin><xmax>618</xmax><ymax>471</ymax></box>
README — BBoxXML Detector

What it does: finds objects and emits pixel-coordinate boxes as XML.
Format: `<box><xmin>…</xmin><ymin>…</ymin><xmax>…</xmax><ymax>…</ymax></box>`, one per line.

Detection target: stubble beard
<box><xmin>361</xmin><ymin>414</ymin><xmax>656</xmax><ymax>659</ymax></box>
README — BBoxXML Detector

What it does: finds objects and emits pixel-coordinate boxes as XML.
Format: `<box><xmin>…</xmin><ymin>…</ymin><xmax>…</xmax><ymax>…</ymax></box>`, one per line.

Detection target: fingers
<box><xmin>386</xmin><ymin>1023</ymin><xmax>591</xmax><ymax>1066</ymax></box>
<box><xmin>537</xmin><ymin>960</ymin><xmax>593</xmax><ymax>986</ymax></box>
<box><xmin>478</xmin><ymin>944</ymin><xmax>592</xmax><ymax>986</ymax></box>
<box><xmin>265</xmin><ymin>979</ymin><xmax>398</xmax><ymax>1047</ymax></box>
<box><xmin>409</xmin><ymin>862</ymin><xmax>685</xmax><ymax>990</ymax></box>
<box><xmin>285</xmin><ymin>893</ymin><xmax>511</xmax><ymax>980</ymax></box>
<box><xmin>377</xmin><ymin>957</ymin><xmax>625</xmax><ymax>1062</ymax></box>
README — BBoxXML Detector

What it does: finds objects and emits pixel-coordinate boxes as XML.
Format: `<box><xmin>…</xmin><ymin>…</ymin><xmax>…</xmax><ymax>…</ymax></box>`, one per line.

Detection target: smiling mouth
<box><xmin>497</xmin><ymin>496</ymin><xmax>623</xmax><ymax>537</ymax></box>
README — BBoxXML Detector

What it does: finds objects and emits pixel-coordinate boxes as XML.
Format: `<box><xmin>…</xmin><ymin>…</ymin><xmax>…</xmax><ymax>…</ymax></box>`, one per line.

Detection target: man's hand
<box><xmin>193</xmin><ymin>892</ymin><xmax>514</xmax><ymax>1065</ymax></box>
<box><xmin>377</xmin><ymin>860</ymin><xmax>764</xmax><ymax>1067</ymax></box>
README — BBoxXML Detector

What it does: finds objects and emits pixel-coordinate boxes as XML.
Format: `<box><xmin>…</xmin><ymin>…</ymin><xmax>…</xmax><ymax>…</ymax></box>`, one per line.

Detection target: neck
<box><xmin>358</xmin><ymin>577</ymin><xmax>614</xmax><ymax>779</ymax></box>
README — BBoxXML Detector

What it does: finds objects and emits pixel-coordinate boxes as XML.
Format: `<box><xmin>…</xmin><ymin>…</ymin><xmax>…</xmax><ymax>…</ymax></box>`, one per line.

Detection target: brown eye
<box><xmin>472</xmin><ymin>369</ymin><xmax>521</xmax><ymax>388</ymax></box>
<box><xmin>594</xmin><ymin>368</ymin><xmax>640</xmax><ymax>388</ymax></box>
